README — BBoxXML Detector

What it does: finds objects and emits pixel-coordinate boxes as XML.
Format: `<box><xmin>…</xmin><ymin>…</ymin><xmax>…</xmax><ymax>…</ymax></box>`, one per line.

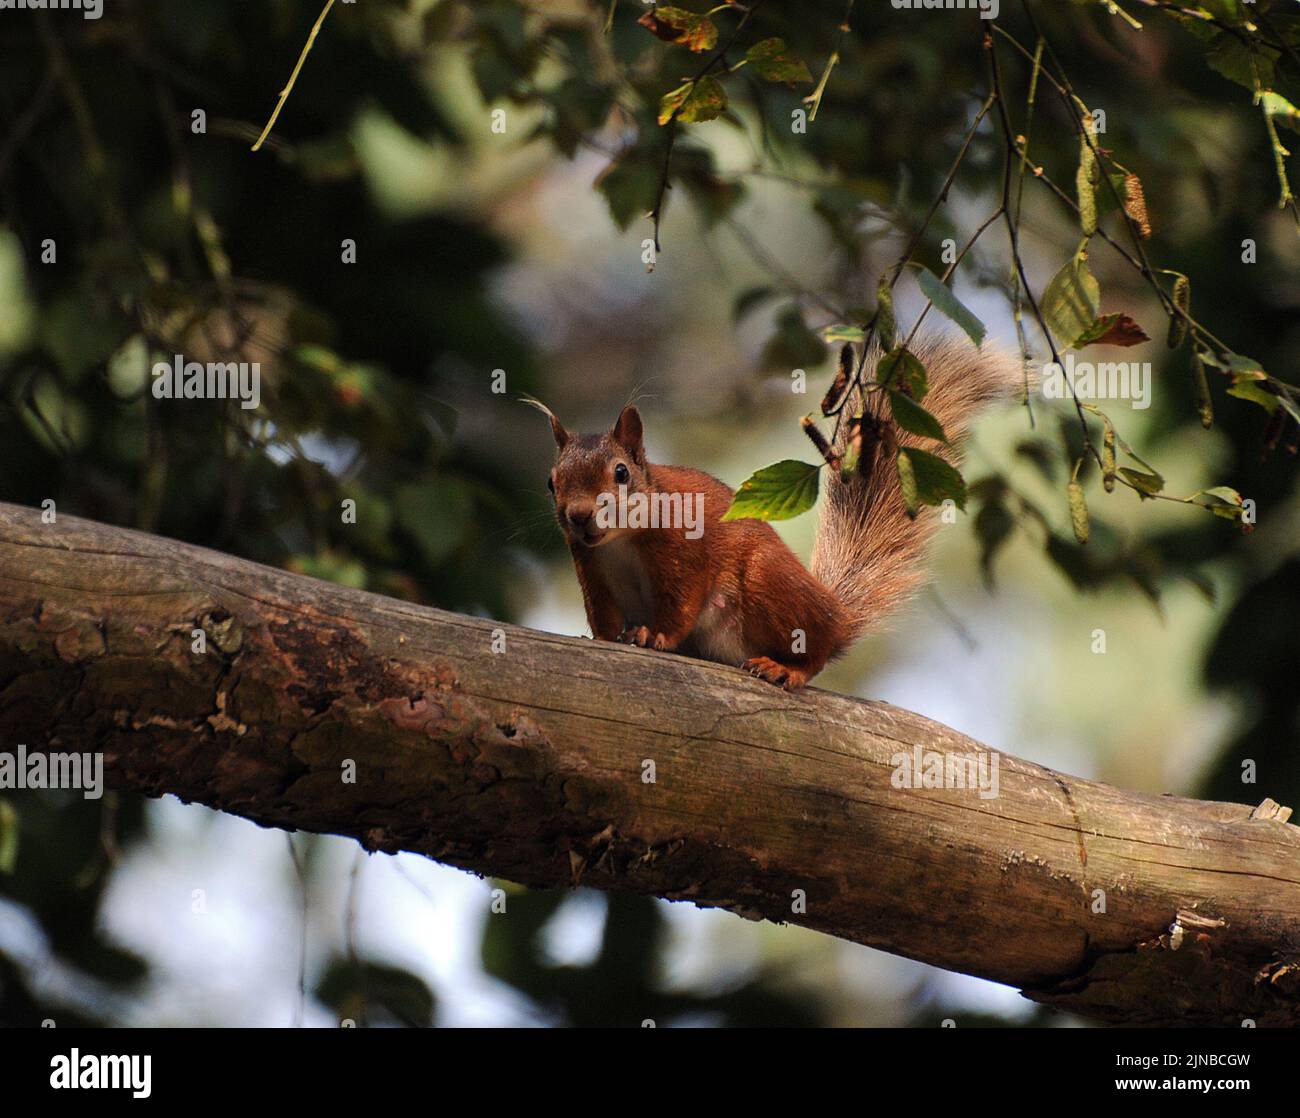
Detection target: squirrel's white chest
<box><xmin>591</xmin><ymin>540</ymin><xmax>748</xmax><ymax>665</ymax></box>
<box><xmin>591</xmin><ymin>539</ymin><xmax>656</xmax><ymax>625</ymax></box>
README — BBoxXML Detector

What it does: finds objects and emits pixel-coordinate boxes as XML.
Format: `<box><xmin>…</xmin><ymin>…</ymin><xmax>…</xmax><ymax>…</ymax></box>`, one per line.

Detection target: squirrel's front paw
<box><xmin>617</xmin><ymin>626</ymin><xmax>673</xmax><ymax>651</ymax></box>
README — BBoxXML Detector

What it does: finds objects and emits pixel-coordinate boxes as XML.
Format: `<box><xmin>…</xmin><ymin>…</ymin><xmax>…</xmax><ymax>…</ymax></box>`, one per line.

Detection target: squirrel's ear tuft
<box><xmin>521</xmin><ymin>396</ymin><xmax>569</xmax><ymax>449</ymax></box>
<box><xmin>610</xmin><ymin>405</ymin><xmax>644</xmax><ymax>460</ymax></box>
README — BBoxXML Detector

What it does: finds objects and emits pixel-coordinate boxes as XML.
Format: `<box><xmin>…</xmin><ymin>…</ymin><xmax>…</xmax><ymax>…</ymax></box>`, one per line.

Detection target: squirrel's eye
<box><xmin>614</xmin><ymin>463</ymin><xmax>630</xmax><ymax>484</ymax></box>
<box><xmin>547</xmin><ymin>475</ymin><xmax>555</xmax><ymax>495</ymax></box>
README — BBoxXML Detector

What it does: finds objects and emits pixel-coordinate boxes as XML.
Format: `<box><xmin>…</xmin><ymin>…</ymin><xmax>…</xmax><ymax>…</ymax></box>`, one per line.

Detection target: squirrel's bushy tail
<box><xmin>811</xmin><ymin>335</ymin><xmax>1024</xmax><ymax>644</ymax></box>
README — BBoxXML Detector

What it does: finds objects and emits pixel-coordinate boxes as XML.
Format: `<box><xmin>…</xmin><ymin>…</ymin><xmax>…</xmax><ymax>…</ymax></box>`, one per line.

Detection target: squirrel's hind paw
<box><xmin>743</xmin><ymin>657</ymin><xmax>809</xmax><ymax>691</ymax></box>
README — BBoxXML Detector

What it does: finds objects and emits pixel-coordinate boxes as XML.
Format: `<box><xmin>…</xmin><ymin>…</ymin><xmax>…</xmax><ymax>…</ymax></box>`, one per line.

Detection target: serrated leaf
<box><xmin>638</xmin><ymin>7</ymin><xmax>718</xmax><ymax>52</ymax></box>
<box><xmin>897</xmin><ymin>447</ymin><xmax>965</xmax><ymax>518</ymax></box>
<box><xmin>1226</xmin><ymin>375</ymin><xmax>1279</xmax><ymax>412</ymax></box>
<box><xmin>1190</xmin><ymin>485</ymin><xmax>1245</xmax><ymax>520</ymax></box>
<box><xmin>722</xmin><ymin>459</ymin><xmax>821</xmax><ymax>521</ymax></box>
<box><xmin>1042</xmin><ymin>253</ymin><xmax>1101</xmax><ymax>349</ymax></box>
<box><xmin>916</xmin><ymin>267</ymin><xmax>985</xmax><ymax>346</ymax></box>
<box><xmin>1203</xmin><ymin>351</ymin><xmax>1267</xmax><ymax>377</ymax></box>
<box><xmin>889</xmin><ymin>390</ymin><xmax>947</xmax><ymax>441</ymax></box>
<box><xmin>659</xmin><ymin>77</ymin><xmax>727</xmax><ymax>125</ymax></box>
<box><xmin>1119</xmin><ymin>467</ymin><xmax>1164</xmax><ymax>496</ymax></box>
<box><xmin>744</xmin><ymin>38</ymin><xmax>812</xmax><ymax>84</ymax></box>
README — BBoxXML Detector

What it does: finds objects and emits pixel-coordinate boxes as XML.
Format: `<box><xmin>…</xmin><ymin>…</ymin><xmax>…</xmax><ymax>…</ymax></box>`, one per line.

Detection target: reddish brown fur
<box><xmin>537</xmin><ymin>337</ymin><xmax>1022</xmax><ymax>689</ymax></box>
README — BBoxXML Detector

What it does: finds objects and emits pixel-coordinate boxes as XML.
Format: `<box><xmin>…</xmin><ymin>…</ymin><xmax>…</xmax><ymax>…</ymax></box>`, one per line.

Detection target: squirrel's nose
<box><xmin>566</xmin><ymin>503</ymin><xmax>594</xmax><ymax>530</ymax></box>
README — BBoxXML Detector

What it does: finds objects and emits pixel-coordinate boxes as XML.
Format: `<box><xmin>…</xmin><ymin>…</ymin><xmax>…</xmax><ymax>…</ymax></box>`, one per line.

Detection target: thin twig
<box><xmin>252</xmin><ymin>0</ymin><xmax>337</xmax><ymax>152</ymax></box>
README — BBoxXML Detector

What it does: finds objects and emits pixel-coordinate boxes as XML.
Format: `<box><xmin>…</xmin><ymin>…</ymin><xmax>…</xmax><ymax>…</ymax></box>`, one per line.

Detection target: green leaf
<box><xmin>820</xmin><ymin>324</ymin><xmax>866</xmax><ymax>343</ymax></box>
<box><xmin>659</xmin><ymin>77</ymin><xmax>727</xmax><ymax>125</ymax></box>
<box><xmin>875</xmin><ymin>347</ymin><xmax>929</xmax><ymax>400</ymax></box>
<box><xmin>1190</xmin><ymin>485</ymin><xmax>1246</xmax><ymax>520</ymax></box>
<box><xmin>595</xmin><ymin>154</ymin><xmax>660</xmax><ymax>230</ymax></box>
<box><xmin>1202</xmin><ymin>350</ymin><xmax>1267</xmax><ymax>376</ymax></box>
<box><xmin>638</xmin><ymin>7</ymin><xmax>718</xmax><ymax>52</ymax></box>
<box><xmin>1277</xmin><ymin>391</ymin><xmax>1300</xmax><ymax>427</ymax></box>
<box><xmin>1226</xmin><ymin>375</ymin><xmax>1279</xmax><ymax>413</ymax></box>
<box><xmin>1205</xmin><ymin>32</ymin><xmax>1277</xmax><ymax>92</ymax></box>
<box><xmin>722</xmin><ymin>459</ymin><xmax>821</xmax><ymax>521</ymax></box>
<box><xmin>889</xmin><ymin>390</ymin><xmax>947</xmax><ymax>441</ymax></box>
<box><xmin>1261</xmin><ymin>91</ymin><xmax>1300</xmax><ymax>132</ymax></box>
<box><xmin>915</xmin><ymin>267</ymin><xmax>985</xmax><ymax>347</ymax></box>
<box><xmin>897</xmin><ymin>447</ymin><xmax>965</xmax><ymax>518</ymax></box>
<box><xmin>743</xmin><ymin>38</ymin><xmax>813</xmax><ymax>84</ymax></box>
<box><xmin>1094</xmin><ymin>170</ymin><xmax>1130</xmax><ymax>218</ymax></box>
<box><xmin>1118</xmin><ymin>467</ymin><xmax>1164</xmax><ymax>496</ymax></box>
<box><xmin>1042</xmin><ymin>252</ymin><xmax>1101</xmax><ymax>349</ymax></box>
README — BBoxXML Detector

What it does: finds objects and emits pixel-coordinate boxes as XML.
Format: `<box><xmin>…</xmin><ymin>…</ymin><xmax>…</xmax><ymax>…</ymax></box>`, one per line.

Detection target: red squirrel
<box><xmin>533</xmin><ymin>337</ymin><xmax>1021</xmax><ymax>690</ymax></box>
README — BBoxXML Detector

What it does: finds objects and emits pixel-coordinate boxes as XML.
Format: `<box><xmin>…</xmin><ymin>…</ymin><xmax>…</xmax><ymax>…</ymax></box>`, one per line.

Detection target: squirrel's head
<box><xmin>528</xmin><ymin>400</ymin><xmax>649</xmax><ymax>548</ymax></box>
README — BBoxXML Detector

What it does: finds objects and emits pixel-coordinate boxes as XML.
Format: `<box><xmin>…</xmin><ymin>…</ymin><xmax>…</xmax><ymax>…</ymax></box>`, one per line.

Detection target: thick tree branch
<box><xmin>0</xmin><ymin>502</ymin><xmax>1297</xmax><ymax>1025</ymax></box>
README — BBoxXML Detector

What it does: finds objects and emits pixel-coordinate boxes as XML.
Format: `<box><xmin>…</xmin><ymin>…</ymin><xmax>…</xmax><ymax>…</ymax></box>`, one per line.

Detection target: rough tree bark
<box><xmin>0</xmin><ymin>501</ymin><xmax>1297</xmax><ymax>1025</ymax></box>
